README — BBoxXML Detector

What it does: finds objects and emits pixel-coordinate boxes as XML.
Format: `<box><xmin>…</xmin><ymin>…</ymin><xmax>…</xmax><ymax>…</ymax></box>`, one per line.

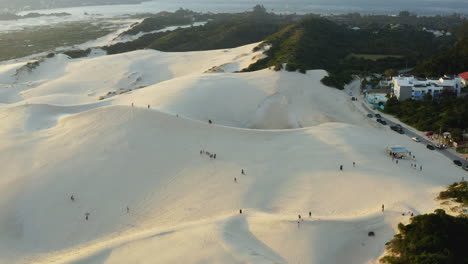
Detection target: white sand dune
<box><xmin>0</xmin><ymin>43</ymin><xmax>464</xmax><ymax>264</ymax></box>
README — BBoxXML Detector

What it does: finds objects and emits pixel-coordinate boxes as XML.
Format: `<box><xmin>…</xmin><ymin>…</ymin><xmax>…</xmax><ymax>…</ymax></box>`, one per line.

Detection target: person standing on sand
<box><xmin>131</xmin><ymin>102</ymin><xmax>133</xmax><ymax>107</ymax></box>
<box><xmin>353</xmin><ymin>162</ymin><xmax>355</xmax><ymax>167</ymax></box>
<box><xmin>234</xmin><ymin>177</ymin><xmax>237</xmax><ymax>183</ymax></box>
<box><xmin>85</xmin><ymin>212</ymin><xmax>90</xmax><ymax>220</ymax></box>
<box><xmin>309</xmin><ymin>211</ymin><xmax>311</xmax><ymax>217</ymax></box>
<box><xmin>239</xmin><ymin>209</ymin><xmax>242</xmax><ymax>214</ymax></box>
<box><xmin>214</xmin><ymin>154</ymin><xmax>216</xmax><ymax>159</ymax></box>
<box><xmin>382</xmin><ymin>204</ymin><xmax>385</xmax><ymax>212</ymax></box>
<box><xmin>127</xmin><ymin>206</ymin><xmax>130</xmax><ymax>214</ymax></box>
<box><xmin>70</xmin><ymin>195</ymin><xmax>74</xmax><ymax>202</ymax></box>
<box><xmin>147</xmin><ymin>105</ymin><xmax>150</xmax><ymax>109</ymax></box>
<box><xmin>241</xmin><ymin>169</ymin><xmax>245</xmax><ymax>175</ymax></box>
<box><xmin>340</xmin><ymin>165</ymin><xmax>343</xmax><ymax>171</ymax></box>
<box><xmin>420</xmin><ymin>165</ymin><xmax>422</xmax><ymax>171</ymax></box>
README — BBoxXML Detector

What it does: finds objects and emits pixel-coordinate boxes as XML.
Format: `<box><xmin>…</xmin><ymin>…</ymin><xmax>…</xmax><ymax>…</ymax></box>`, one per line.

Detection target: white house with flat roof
<box><xmin>391</xmin><ymin>75</ymin><xmax>463</xmax><ymax>101</ymax></box>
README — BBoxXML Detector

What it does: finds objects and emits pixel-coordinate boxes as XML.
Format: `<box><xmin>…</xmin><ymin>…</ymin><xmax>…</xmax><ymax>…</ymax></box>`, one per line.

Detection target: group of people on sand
<box><xmin>200</xmin><ymin>149</ymin><xmax>217</xmax><ymax>159</ymax></box>
<box><xmin>70</xmin><ymin>194</ymin><xmax>130</xmax><ymax>221</ymax></box>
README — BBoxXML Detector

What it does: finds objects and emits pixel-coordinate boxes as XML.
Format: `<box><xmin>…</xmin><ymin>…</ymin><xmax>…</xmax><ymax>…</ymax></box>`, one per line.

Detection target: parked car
<box><xmin>426</xmin><ymin>144</ymin><xmax>435</xmax><ymax>150</ymax></box>
<box><xmin>425</xmin><ymin>131</ymin><xmax>434</xmax><ymax>136</ymax></box>
<box><xmin>398</xmin><ymin>129</ymin><xmax>405</xmax><ymax>134</ymax></box>
<box><xmin>376</xmin><ymin>118</ymin><xmax>382</xmax><ymax>123</ymax></box>
<box><xmin>367</xmin><ymin>114</ymin><xmax>373</xmax><ymax>118</ymax></box>
<box><xmin>463</xmin><ymin>165</ymin><xmax>468</xmax><ymax>171</ymax></box>
<box><xmin>453</xmin><ymin>160</ymin><xmax>462</xmax><ymax>166</ymax></box>
<box><xmin>375</xmin><ymin>114</ymin><xmax>382</xmax><ymax>118</ymax></box>
<box><xmin>380</xmin><ymin>120</ymin><xmax>387</xmax><ymax>125</ymax></box>
<box><xmin>411</xmin><ymin>137</ymin><xmax>420</xmax><ymax>142</ymax></box>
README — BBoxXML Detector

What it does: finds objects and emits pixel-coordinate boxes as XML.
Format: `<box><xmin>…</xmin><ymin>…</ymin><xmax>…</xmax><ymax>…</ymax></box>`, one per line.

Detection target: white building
<box><xmin>391</xmin><ymin>75</ymin><xmax>463</xmax><ymax>101</ymax></box>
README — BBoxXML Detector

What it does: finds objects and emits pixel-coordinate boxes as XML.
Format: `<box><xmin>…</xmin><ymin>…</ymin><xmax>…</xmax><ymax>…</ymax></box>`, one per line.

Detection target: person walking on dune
<box><xmin>309</xmin><ymin>211</ymin><xmax>312</xmax><ymax>217</ymax></box>
<box><xmin>70</xmin><ymin>195</ymin><xmax>74</xmax><ymax>202</ymax></box>
<box><xmin>85</xmin><ymin>212</ymin><xmax>90</xmax><ymax>221</ymax></box>
<box><xmin>340</xmin><ymin>165</ymin><xmax>343</xmax><ymax>171</ymax></box>
<box><xmin>381</xmin><ymin>204</ymin><xmax>385</xmax><ymax>212</ymax></box>
<box><xmin>241</xmin><ymin>169</ymin><xmax>245</xmax><ymax>175</ymax></box>
<box><xmin>420</xmin><ymin>165</ymin><xmax>422</xmax><ymax>171</ymax></box>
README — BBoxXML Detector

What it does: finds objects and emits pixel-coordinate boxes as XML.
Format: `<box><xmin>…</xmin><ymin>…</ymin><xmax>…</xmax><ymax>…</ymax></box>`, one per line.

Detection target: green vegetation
<box><xmin>384</xmin><ymin>96</ymin><xmax>468</xmax><ymax>142</ymax></box>
<box><xmin>381</xmin><ymin>209</ymin><xmax>468</xmax><ymax>264</ymax></box>
<box><xmin>439</xmin><ymin>181</ymin><xmax>468</xmax><ymax>207</ymax></box>
<box><xmin>0</xmin><ymin>22</ymin><xmax>115</xmax><ymax>61</ymax></box>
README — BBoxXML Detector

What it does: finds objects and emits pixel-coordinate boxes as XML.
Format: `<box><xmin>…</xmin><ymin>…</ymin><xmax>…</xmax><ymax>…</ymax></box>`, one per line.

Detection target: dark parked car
<box><xmin>426</xmin><ymin>144</ymin><xmax>435</xmax><ymax>150</ymax></box>
<box><xmin>375</xmin><ymin>114</ymin><xmax>382</xmax><ymax>118</ymax></box>
<box><xmin>380</xmin><ymin>120</ymin><xmax>387</xmax><ymax>125</ymax></box>
<box><xmin>376</xmin><ymin>118</ymin><xmax>382</xmax><ymax>123</ymax></box>
<box><xmin>367</xmin><ymin>114</ymin><xmax>373</xmax><ymax>118</ymax></box>
<box><xmin>453</xmin><ymin>160</ymin><xmax>462</xmax><ymax>166</ymax></box>
<box><xmin>398</xmin><ymin>129</ymin><xmax>405</xmax><ymax>134</ymax></box>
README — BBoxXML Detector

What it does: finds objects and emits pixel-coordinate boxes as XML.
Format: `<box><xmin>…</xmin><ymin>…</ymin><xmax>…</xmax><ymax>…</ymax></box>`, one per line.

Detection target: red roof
<box><xmin>459</xmin><ymin>72</ymin><xmax>468</xmax><ymax>80</ymax></box>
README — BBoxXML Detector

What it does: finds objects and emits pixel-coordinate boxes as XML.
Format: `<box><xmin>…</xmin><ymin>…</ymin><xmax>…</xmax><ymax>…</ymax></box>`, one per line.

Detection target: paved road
<box><xmin>346</xmin><ymin>80</ymin><xmax>467</xmax><ymax>169</ymax></box>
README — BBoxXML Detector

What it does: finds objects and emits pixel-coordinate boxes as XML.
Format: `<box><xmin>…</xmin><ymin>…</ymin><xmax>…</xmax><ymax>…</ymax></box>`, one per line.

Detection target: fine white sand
<box><xmin>0</xmin><ymin>43</ymin><xmax>464</xmax><ymax>264</ymax></box>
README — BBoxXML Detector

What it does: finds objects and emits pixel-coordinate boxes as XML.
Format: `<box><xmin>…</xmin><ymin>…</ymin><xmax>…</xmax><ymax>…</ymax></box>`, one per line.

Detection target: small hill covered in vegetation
<box><xmin>104</xmin><ymin>6</ymin><xmax>291</xmax><ymax>54</ymax></box>
<box><xmin>243</xmin><ymin>16</ymin><xmax>454</xmax><ymax>88</ymax></box>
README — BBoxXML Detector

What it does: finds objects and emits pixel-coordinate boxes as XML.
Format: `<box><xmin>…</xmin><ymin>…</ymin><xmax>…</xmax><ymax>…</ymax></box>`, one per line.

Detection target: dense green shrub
<box><xmin>381</xmin><ymin>209</ymin><xmax>468</xmax><ymax>264</ymax></box>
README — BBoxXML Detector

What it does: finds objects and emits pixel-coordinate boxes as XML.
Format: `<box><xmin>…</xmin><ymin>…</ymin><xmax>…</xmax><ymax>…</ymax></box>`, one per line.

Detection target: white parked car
<box><xmin>411</xmin><ymin>137</ymin><xmax>420</xmax><ymax>142</ymax></box>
